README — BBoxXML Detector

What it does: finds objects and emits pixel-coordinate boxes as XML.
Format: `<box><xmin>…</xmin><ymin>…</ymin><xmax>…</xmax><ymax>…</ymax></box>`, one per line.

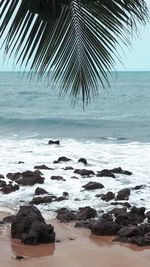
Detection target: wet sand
<box><xmin>0</xmin><ymin>213</ymin><xmax>150</xmax><ymax>267</ymax></box>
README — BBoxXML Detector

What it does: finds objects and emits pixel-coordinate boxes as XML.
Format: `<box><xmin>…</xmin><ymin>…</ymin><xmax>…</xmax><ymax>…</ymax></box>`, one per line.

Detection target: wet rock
<box><xmin>101</xmin><ymin>191</ymin><xmax>115</xmax><ymax>202</ymax></box>
<box><xmin>75</xmin><ymin>220</ymin><xmax>90</xmax><ymax>229</ymax></box>
<box><xmin>16</xmin><ymin>255</ymin><xmax>24</xmax><ymax>260</ymax></box>
<box><xmin>115</xmin><ymin>206</ymin><xmax>145</xmax><ymax>226</ymax></box>
<box><xmin>11</xmin><ymin>205</ymin><xmax>55</xmax><ymax>244</ymax></box>
<box><xmin>7</xmin><ymin>171</ymin><xmax>44</xmax><ymax>186</ymax></box>
<box><xmin>0</xmin><ymin>179</ymin><xmax>6</xmax><ymax>187</ymax></box>
<box><xmin>131</xmin><ymin>232</ymin><xmax>150</xmax><ymax>246</ymax></box>
<box><xmin>21</xmin><ymin>221</ymin><xmax>55</xmax><ymax>245</ymax></box>
<box><xmin>89</xmin><ymin>217</ymin><xmax>120</xmax><ymax>236</ymax></box>
<box><xmin>117</xmin><ymin>226</ymin><xmax>141</xmax><ymax>238</ymax></box>
<box><xmin>0</xmin><ymin>174</ymin><xmax>4</xmax><ymax>178</ymax></box>
<box><xmin>0</xmin><ymin>183</ymin><xmax>19</xmax><ymax>194</ymax></box>
<box><xmin>74</xmin><ymin>169</ymin><xmax>95</xmax><ymax>176</ymax></box>
<box><xmin>78</xmin><ymin>158</ymin><xmax>87</xmax><ymax>165</ymax></box>
<box><xmin>51</xmin><ymin>175</ymin><xmax>65</xmax><ymax>181</ymax></box>
<box><xmin>48</xmin><ymin>140</ymin><xmax>60</xmax><ymax>145</ymax></box>
<box><xmin>3</xmin><ymin>215</ymin><xmax>15</xmax><ymax>223</ymax></box>
<box><xmin>34</xmin><ymin>165</ymin><xmax>52</xmax><ymax>170</ymax></box>
<box><xmin>58</xmin><ymin>156</ymin><xmax>71</xmax><ymax>162</ymax></box>
<box><xmin>35</xmin><ymin>187</ymin><xmax>48</xmax><ymax>195</ymax></box>
<box><xmin>97</xmin><ymin>169</ymin><xmax>115</xmax><ymax>178</ymax></box>
<box><xmin>56</xmin><ymin>208</ymin><xmax>76</xmax><ymax>223</ymax></box>
<box><xmin>111</xmin><ymin>167</ymin><xmax>132</xmax><ymax>175</ymax></box>
<box><xmin>133</xmin><ymin>185</ymin><xmax>145</xmax><ymax>190</ymax></box>
<box><xmin>139</xmin><ymin>223</ymin><xmax>150</xmax><ymax>234</ymax></box>
<box><xmin>54</xmin><ymin>196</ymin><xmax>67</xmax><ymax>202</ymax></box>
<box><xmin>63</xmin><ymin>166</ymin><xmax>74</xmax><ymax>170</ymax></box>
<box><xmin>116</xmin><ymin>188</ymin><xmax>130</xmax><ymax>201</ymax></box>
<box><xmin>70</xmin><ymin>176</ymin><xmax>79</xmax><ymax>179</ymax></box>
<box><xmin>146</xmin><ymin>211</ymin><xmax>150</xmax><ymax>223</ymax></box>
<box><xmin>63</xmin><ymin>192</ymin><xmax>69</xmax><ymax>197</ymax></box>
<box><xmin>18</xmin><ymin>161</ymin><xmax>24</xmax><ymax>164</ymax></box>
<box><xmin>110</xmin><ymin>202</ymin><xmax>131</xmax><ymax>208</ymax></box>
<box><xmin>53</xmin><ymin>160</ymin><xmax>59</xmax><ymax>164</ymax></box>
<box><xmin>83</xmin><ymin>181</ymin><xmax>104</xmax><ymax>190</ymax></box>
<box><xmin>76</xmin><ymin>206</ymin><xmax>97</xmax><ymax>220</ymax></box>
<box><xmin>29</xmin><ymin>196</ymin><xmax>53</xmax><ymax>205</ymax></box>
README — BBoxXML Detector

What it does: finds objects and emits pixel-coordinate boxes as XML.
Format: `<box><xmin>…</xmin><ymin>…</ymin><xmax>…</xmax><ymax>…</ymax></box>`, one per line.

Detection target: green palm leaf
<box><xmin>0</xmin><ymin>0</ymin><xmax>149</xmax><ymax>103</ymax></box>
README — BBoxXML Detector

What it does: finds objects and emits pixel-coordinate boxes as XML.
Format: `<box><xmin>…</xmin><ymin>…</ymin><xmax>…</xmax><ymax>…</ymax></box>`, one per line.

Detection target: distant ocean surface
<box><xmin>0</xmin><ymin>71</ymin><xmax>150</xmax><ymax>217</ymax></box>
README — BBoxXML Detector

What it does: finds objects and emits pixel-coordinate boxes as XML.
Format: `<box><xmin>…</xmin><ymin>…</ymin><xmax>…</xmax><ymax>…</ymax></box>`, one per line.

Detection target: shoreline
<box><xmin>0</xmin><ymin>211</ymin><xmax>150</xmax><ymax>267</ymax></box>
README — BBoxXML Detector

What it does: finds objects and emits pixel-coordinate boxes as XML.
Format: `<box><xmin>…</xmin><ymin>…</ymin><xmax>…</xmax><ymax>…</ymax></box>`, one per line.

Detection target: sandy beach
<box><xmin>0</xmin><ymin>212</ymin><xmax>150</xmax><ymax>267</ymax></box>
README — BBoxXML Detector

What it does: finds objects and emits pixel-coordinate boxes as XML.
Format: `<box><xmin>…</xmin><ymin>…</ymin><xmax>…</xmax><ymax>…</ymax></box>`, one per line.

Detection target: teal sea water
<box><xmin>0</xmin><ymin>71</ymin><xmax>150</xmax><ymax>142</ymax></box>
<box><xmin>0</xmin><ymin>71</ymin><xmax>150</xmax><ymax>216</ymax></box>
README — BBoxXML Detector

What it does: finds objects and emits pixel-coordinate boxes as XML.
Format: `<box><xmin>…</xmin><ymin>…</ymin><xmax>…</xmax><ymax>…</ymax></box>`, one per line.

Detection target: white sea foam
<box><xmin>0</xmin><ymin>137</ymin><xmax>150</xmax><ymax>219</ymax></box>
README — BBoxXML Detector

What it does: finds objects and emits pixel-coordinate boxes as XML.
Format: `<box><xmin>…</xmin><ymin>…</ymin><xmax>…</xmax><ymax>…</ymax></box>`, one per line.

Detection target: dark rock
<box><xmin>63</xmin><ymin>191</ymin><xmax>69</xmax><ymax>197</ymax></box>
<box><xmin>34</xmin><ymin>165</ymin><xmax>52</xmax><ymax>170</ymax></box>
<box><xmin>131</xmin><ymin>232</ymin><xmax>150</xmax><ymax>246</ymax></box>
<box><xmin>48</xmin><ymin>140</ymin><xmax>60</xmax><ymax>145</ymax></box>
<box><xmin>75</xmin><ymin>220</ymin><xmax>90</xmax><ymax>229</ymax></box>
<box><xmin>139</xmin><ymin>223</ymin><xmax>150</xmax><ymax>234</ymax></box>
<box><xmin>101</xmin><ymin>191</ymin><xmax>115</xmax><ymax>202</ymax></box>
<box><xmin>97</xmin><ymin>169</ymin><xmax>115</xmax><ymax>178</ymax></box>
<box><xmin>110</xmin><ymin>202</ymin><xmax>131</xmax><ymax>208</ymax></box>
<box><xmin>18</xmin><ymin>161</ymin><xmax>24</xmax><ymax>164</ymax></box>
<box><xmin>117</xmin><ymin>226</ymin><xmax>141</xmax><ymax>238</ymax></box>
<box><xmin>58</xmin><ymin>156</ymin><xmax>71</xmax><ymax>162</ymax></box>
<box><xmin>53</xmin><ymin>160</ymin><xmax>59</xmax><ymax>164</ymax></box>
<box><xmin>51</xmin><ymin>175</ymin><xmax>65</xmax><ymax>181</ymax></box>
<box><xmin>29</xmin><ymin>196</ymin><xmax>52</xmax><ymax>205</ymax></box>
<box><xmin>116</xmin><ymin>188</ymin><xmax>130</xmax><ymax>201</ymax></box>
<box><xmin>78</xmin><ymin>158</ymin><xmax>87</xmax><ymax>165</ymax></box>
<box><xmin>146</xmin><ymin>211</ymin><xmax>150</xmax><ymax>223</ymax></box>
<box><xmin>3</xmin><ymin>215</ymin><xmax>15</xmax><ymax>223</ymax></box>
<box><xmin>54</xmin><ymin>196</ymin><xmax>66</xmax><ymax>202</ymax></box>
<box><xmin>11</xmin><ymin>205</ymin><xmax>55</xmax><ymax>244</ymax></box>
<box><xmin>56</xmin><ymin>208</ymin><xmax>76</xmax><ymax>222</ymax></box>
<box><xmin>70</xmin><ymin>176</ymin><xmax>79</xmax><ymax>179</ymax></box>
<box><xmin>35</xmin><ymin>187</ymin><xmax>48</xmax><ymax>195</ymax></box>
<box><xmin>63</xmin><ymin>166</ymin><xmax>74</xmax><ymax>170</ymax></box>
<box><xmin>115</xmin><ymin>206</ymin><xmax>145</xmax><ymax>226</ymax></box>
<box><xmin>76</xmin><ymin>206</ymin><xmax>97</xmax><ymax>220</ymax></box>
<box><xmin>0</xmin><ymin>174</ymin><xmax>4</xmax><ymax>178</ymax></box>
<box><xmin>133</xmin><ymin>185</ymin><xmax>145</xmax><ymax>190</ymax></box>
<box><xmin>16</xmin><ymin>255</ymin><xmax>24</xmax><ymax>260</ymax></box>
<box><xmin>0</xmin><ymin>183</ymin><xmax>19</xmax><ymax>194</ymax></box>
<box><xmin>90</xmin><ymin>218</ymin><xmax>120</xmax><ymax>236</ymax></box>
<box><xmin>0</xmin><ymin>179</ymin><xmax>6</xmax><ymax>187</ymax></box>
<box><xmin>7</xmin><ymin>170</ymin><xmax>44</xmax><ymax>186</ymax></box>
<box><xmin>111</xmin><ymin>167</ymin><xmax>132</xmax><ymax>175</ymax></box>
<box><xmin>74</xmin><ymin>169</ymin><xmax>95</xmax><ymax>176</ymax></box>
<box><xmin>83</xmin><ymin>181</ymin><xmax>104</xmax><ymax>190</ymax></box>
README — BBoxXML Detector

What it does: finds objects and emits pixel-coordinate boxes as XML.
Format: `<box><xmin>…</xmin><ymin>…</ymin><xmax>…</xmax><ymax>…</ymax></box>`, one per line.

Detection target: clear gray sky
<box><xmin>0</xmin><ymin>0</ymin><xmax>150</xmax><ymax>72</ymax></box>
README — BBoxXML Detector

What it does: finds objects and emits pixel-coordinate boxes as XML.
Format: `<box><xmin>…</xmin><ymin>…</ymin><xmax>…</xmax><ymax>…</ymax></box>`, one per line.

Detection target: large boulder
<box><xmin>90</xmin><ymin>217</ymin><xmax>120</xmax><ymax>236</ymax></box>
<box><xmin>11</xmin><ymin>205</ymin><xmax>55</xmax><ymax>244</ymax></box>
<box><xmin>7</xmin><ymin>170</ymin><xmax>44</xmax><ymax>186</ymax></box>
<box><xmin>83</xmin><ymin>181</ymin><xmax>104</xmax><ymax>190</ymax></box>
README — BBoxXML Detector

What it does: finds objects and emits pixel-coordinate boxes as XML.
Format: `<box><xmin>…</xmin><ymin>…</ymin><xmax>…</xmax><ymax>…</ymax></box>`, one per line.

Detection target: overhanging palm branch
<box><xmin>0</xmin><ymin>0</ymin><xmax>149</xmax><ymax>103</ymax></box>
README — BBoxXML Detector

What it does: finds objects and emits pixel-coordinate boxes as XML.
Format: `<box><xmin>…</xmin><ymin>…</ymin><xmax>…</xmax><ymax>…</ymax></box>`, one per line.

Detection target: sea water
<box><xmin>0</xmin><ymin>71</ymin><xmax>150</xmax><ymax>218</ymax></box>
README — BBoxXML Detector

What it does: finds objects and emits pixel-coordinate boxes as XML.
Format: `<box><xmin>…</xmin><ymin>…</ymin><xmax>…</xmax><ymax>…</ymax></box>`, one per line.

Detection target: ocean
<box><xmin>0</xmin><ymin>71</ymin><xmax>150</xmax><ymax>218</ymax></box>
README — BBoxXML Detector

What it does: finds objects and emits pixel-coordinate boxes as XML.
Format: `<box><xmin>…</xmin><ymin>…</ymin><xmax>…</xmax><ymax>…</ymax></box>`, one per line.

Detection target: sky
<box><xmin>0</xmin><ymin>0</ymin><xmax>150</xmax><ymax>72</ymax></box>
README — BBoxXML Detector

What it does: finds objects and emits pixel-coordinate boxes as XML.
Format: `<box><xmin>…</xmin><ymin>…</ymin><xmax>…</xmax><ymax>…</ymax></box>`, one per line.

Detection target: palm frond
<box><xmin>1</xmin><ymin>0</ymin><xmax>149</xmax><ymax>104</ymax></box>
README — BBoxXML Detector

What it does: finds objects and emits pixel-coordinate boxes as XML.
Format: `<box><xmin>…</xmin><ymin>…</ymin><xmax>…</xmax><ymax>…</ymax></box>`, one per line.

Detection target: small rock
<box><xmin>51</xmin><ymin>176</ymin><xmax>65</xmax><ymax>181</ymax></box>
<box><xmin>48</xmin><ymin>140</ymin><xmax>60</xmax><ymax>145</ymax></box>
<box><xmin>34</xmin><ymin>165</ymin><xmax>52</xmax><ymax>170</ymax></box>
<box><xmin>83</xmin><ymin>181</ymin><xmax>104</xmax><ymax>190</ymax></box>
<box><xmin>78</xmin><ymin>158</ymin><xmax>87</xmax><ymax>165</ymax></box>
<box><xmin>97</xmin><ymin>169</ymin><xmax>115</xmax><ymax>178</ymax></box>
<box><xmin>35</xmin><ymin>187</ymin><xmax>48</xmax><ymax>195</ymax></box>
<box><xmin>74</xmin><ymin>169</ymin><xmax>95</xmax><ymax>176</ymax></box>
<box><xmin>116</xmin><ymin>188</ymin><xmax>130</xmax><ymax>201</ymax></box>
